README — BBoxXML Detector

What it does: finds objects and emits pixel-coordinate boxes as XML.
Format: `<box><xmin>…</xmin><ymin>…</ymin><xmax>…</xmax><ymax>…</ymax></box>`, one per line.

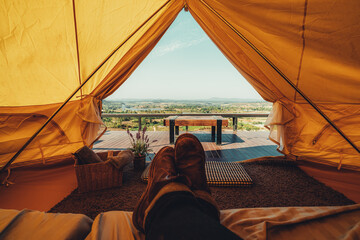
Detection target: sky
<box><xmin>106</xmin><ymin>10</ymin><xmax>262</xmax><ymax>101</ymax></box>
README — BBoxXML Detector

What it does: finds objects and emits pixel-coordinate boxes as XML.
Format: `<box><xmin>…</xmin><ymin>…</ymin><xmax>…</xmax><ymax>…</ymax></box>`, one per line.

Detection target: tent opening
<box><xmin>98</xmin><ymin>10</ymin><xmax>280</xmax><ymax>162</ymax></box>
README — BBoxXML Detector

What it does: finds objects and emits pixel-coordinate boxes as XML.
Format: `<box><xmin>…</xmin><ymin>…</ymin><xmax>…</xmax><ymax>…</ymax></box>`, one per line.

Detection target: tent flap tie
<box><xmin>1</xmin><ymin>169</ymin><xmax>14</xmax><ymax>187</ymax></box>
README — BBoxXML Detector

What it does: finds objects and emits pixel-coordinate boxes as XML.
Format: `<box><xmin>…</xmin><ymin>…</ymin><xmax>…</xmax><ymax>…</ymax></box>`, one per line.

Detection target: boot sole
<box><xmin>175</xmin><ymin>133</ymin><xmax>205</xmax><ymax>160</ymax></box>
<box><xmin>174</xmin><ymin>133</ymin><xmax>208</xmax><ymax>191</ymax></box>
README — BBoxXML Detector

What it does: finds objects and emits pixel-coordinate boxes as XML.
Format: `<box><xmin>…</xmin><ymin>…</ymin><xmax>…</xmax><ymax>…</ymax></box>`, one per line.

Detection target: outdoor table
<box><xmin>164</xmin><ymin>116</ymin><xmax>228</xmax><ymax>145</ymax></box>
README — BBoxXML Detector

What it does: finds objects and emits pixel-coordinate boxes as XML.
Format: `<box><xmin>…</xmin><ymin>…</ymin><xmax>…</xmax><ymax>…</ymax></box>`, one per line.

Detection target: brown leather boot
<box><xmin>132</xmin><ymin>146</ymin><xmax>179</xmax><ymax>233</ymax></box>
<box><xmin>174</xmin><ymin>133</ymin><xmax>210</xmax><ymax>193</ymax></box>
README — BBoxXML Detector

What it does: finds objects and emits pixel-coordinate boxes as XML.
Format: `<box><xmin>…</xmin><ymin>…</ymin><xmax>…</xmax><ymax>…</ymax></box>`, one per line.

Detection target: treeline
<box><xmin>102</xmin><ymin>116</ymin><xmax>263</xmax><ymax>131</ymax></box>
<box><xmin>101</xmin><ymin>101</ymin><xmax>271</xmax><ymax>131</ymax></box>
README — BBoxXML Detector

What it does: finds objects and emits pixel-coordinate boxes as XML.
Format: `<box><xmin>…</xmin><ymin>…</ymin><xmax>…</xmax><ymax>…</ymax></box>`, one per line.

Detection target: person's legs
<box><xmin>132</xmin><ymin>146</ymin><xmax>188</xmax><ymax>232</ymax></box>
<box><xmin>133</xmin><ymin>134</ymin><xmax>242</xmax><ymax>239</ymax></box>
<box><xmin>145</xmin><ymin>191</ymin><xmax>241</xmax><ymax>240</ymax></box>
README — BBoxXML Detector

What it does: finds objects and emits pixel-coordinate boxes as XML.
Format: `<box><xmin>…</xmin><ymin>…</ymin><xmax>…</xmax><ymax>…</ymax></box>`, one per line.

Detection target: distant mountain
<box><xmin>105</xmin><ymin>97</ymin><xmax>265</xmax><ymax>103</ymax></box>
<box><xmin>205</xmin><ymin>97</ymin><xmax>265</xmax><ymax>103</ymax></box>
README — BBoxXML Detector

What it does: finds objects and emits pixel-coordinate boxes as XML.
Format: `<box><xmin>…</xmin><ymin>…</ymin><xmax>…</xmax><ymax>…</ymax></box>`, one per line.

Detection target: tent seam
<box><xmin>294</xmin><ymin>0</ymin><xmax>308</xmax><ymax>103</ymax></box>
<box><xmin>72</xmin><ymin>0</ymin><xmax>83</xmax><ymax>99</ymax></box>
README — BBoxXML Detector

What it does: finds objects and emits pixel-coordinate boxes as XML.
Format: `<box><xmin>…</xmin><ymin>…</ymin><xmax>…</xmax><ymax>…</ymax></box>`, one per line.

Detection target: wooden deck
<box><xmin>93</xmin><ymin>130</ymin><xmax>282</xmax><ymax>161</ymax></box>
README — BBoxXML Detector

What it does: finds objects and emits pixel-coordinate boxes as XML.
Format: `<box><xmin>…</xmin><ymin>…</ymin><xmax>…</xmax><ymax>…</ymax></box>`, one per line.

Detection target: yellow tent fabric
<box><xmin>0</xmin><ymin>0</ymin><xmax>183</xmax><ymax>166</ymax></box>
<box><xmin>187</xmin><ymin>0</ymin><xmax>360</xmax><ymax>169</ymax></box>
<box><xmin>0</xmin><ymin>0</ymin><xmax>359</xmax><ymax>169</ymax></box>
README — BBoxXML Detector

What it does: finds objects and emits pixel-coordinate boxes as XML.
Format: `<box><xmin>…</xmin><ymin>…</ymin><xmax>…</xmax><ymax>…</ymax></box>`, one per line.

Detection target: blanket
<box><xmin>86</xmin><ymin>204</ymin><xmax>360</xmax><ymax>240</ymax></box>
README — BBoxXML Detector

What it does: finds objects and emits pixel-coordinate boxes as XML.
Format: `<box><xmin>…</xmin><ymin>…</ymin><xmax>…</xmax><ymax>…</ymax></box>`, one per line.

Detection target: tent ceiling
<box><xmin>0</xmin><ymin>0</ymin><xmax>171</xmax><ymax>106</ymax></box>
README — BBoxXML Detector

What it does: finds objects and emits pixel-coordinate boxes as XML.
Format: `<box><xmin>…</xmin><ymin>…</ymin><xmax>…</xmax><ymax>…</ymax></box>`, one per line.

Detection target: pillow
<box><xmin>73</xmin><ymin>146</ymin><xmax>102</xmax><ymax>165</ymax></box>
<box><xmin>108</xmin><ymin>150</ymin><xmax>134</xmax><ymax>170</ymax></box>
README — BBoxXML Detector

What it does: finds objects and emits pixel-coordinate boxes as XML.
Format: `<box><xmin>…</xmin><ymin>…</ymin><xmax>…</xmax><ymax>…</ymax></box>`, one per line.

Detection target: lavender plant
<box><xmin>127</xmin><ymin>126</ymin><xmax>157</xmax><ymax>157</ymax></box>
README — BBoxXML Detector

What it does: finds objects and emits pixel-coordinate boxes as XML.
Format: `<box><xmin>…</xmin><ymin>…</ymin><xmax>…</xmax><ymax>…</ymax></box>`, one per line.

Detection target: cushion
<box><xmin>74</xmin><ymin>146</ymin><xmax>102</xmax><ymax>165</ymax></box>
<box><xmin>0</xmin><ymin>209</ymin><xmax>93</xmax><ymax>240</ymax></box>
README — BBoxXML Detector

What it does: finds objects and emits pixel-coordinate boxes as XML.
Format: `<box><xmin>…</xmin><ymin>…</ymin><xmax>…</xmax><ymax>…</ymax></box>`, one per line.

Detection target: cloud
<box><xmin>153</xmin><ymin>37</ymin><xmax>205</xmax><ymax>56</ymax></box>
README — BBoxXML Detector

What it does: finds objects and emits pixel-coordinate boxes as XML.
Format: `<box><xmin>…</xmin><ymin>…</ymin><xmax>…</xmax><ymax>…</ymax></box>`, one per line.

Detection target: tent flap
<box><xmin>0</xmin><ymin>97</ymin><xmax>103</xmax><ymax>167</ymax></box>
<box><xmin>187</xmin><ymin>0</ymin><xmax>360</xmax><ymax>169</ymax></box>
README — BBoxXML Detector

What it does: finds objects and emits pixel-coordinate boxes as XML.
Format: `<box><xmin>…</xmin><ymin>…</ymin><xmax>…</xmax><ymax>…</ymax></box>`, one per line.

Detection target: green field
<box><xmin>102</xmin><ymin>99</ymin><xmax>271</xmax><ymax>131</ymax></box>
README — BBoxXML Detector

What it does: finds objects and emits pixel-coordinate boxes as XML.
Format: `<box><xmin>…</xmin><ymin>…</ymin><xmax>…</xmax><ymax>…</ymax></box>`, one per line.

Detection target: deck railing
<box><xmin>102</xmin><ymin>113</ymin><xmax>269</xmax><ymax>132</ymax></box>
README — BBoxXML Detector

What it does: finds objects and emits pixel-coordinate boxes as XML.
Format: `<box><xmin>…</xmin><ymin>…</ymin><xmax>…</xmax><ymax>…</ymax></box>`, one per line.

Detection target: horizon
<box><xmin>104</xmin><ymin>97</ymin><xmax>266</xmax><ymax>103</ymax></box>
<box><xmin>106</xmin><ymin>10</ymin><xmax>263</xmax><ymax>101</ymax></box>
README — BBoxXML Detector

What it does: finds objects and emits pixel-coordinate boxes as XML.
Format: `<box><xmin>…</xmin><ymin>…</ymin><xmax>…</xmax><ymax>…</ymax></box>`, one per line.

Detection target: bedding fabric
<box><xmin>86</xmin><ymin>204</ymin><xmax>360</xmax><ymax>240</ymax></box>
<box><xmin>0</xmin><ymin>209</ymin><xmax>93</xmax><ymax>240</ymax></box>
<box><xmin>2</xmin><ymin>204</ymin><xmax>359</xmax><ymax>239</ymax></box>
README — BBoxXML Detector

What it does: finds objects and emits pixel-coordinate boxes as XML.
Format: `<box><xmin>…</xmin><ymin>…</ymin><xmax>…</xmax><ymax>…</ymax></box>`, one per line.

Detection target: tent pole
<box><xmin>198</xmin><ymin>0</ymin><xmax>360</xmax><ymax>154</ymax></box>
<box><xmin>0</xmin><ymin>0</ymin><xmax>172</xmax><ymax>174</ymax></box>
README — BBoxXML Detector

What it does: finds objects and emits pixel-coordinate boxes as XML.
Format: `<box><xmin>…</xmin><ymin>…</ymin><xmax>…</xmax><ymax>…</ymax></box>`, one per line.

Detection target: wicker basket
<box><xmin>74</xmin><ymin>151</ymin><xmax>123</xmax><ymax>193</ymax></box>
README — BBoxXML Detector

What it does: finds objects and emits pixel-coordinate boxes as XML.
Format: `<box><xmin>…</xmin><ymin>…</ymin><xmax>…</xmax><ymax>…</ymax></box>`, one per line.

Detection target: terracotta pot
<box><xmin>134</xmin><ymin>155</ymin><xmax>146</xmax><ymax>171</ymax></box>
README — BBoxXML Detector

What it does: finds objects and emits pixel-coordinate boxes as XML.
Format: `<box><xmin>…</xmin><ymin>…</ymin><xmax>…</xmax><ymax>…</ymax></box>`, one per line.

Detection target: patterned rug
<box><xmin>142</xmin><ymin>161</ymin><xmax>253</xmax><ymax>187</ymax></box>
<box><xmin>49</xmin><ymin>160</ymin><xmax>355</xmax><ymax>219</ymax></box>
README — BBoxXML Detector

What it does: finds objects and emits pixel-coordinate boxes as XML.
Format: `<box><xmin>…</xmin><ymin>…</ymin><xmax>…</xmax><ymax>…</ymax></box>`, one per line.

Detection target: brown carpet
<box><xmin>49</xmin><ymin>160</ymin><xmax>355</xmax><ymax>219</ymax></box>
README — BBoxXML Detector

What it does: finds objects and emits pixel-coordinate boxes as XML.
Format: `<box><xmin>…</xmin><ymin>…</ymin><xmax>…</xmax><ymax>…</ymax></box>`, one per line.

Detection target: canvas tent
<box><xmin>0</xmin><ymin>0</ymin><xmax>359</xmax><ymax>172</ymax></box>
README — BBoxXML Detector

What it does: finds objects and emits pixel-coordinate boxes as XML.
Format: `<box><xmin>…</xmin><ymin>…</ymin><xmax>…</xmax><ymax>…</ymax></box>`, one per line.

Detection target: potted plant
<box><xmin>127</xmin><ymin>126</ymin><xmax>157</xmax><ymax>170</ymax></box>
